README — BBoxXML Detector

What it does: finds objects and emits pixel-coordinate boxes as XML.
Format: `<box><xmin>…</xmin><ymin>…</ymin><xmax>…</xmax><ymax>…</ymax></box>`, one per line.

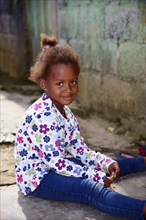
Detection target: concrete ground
<box><xmin>0</xmin><ymin>90</ymin><xmax>146</xmax><ymax>220</ymax></box>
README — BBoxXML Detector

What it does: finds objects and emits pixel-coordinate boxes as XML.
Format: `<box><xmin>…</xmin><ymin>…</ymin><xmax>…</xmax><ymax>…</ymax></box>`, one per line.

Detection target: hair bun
<box><xmin>40</xmin><ymin>33</ymin><xmax>58</xmax><ymax>49</ymax></box>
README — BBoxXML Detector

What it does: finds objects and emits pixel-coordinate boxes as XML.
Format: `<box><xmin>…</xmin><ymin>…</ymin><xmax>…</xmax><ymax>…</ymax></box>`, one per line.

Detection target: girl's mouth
<box><xmin>62</xmin><ymin>95</ymin><xmax>73</xmax><ymax>101</ymax></box>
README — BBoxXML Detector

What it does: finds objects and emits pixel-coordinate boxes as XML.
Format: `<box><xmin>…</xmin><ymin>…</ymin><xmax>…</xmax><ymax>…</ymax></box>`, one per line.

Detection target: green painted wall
<box><xmin>58</xmin><ymin>0</ymin><xmax>146</xmax><ymax>126</ymax></box>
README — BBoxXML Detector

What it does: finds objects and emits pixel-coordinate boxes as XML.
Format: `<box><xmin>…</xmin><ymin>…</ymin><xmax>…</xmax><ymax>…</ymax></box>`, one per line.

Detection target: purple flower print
<box><xmin>50</xmin><ymin>125</ymin><xmax>55</xmax><ymax>130</ymax></box>
<box><xmin>73</xmin><ymin>167</ymin><xmax>82</xmax><ymax>175</ymax></box>
<box><xmin>32</xmin><ymin>124</ymin><xmax>38</xmax><ymax>132</ymax></box>
<box><xmin>29</xmin><ymin>153</ymin><xmax>39</xmax><ymax>159</ymax></box>
<box><xmin>27</xmin><ymin>137</ymin><xmax>32</xmax><ymax>144</ymax></box>
<box><xmin>83</xmin><ymin>166</ymin><xmax>88</xmax><ymax>172</ymax></box>
<box><xmin>53</xmin><ymin>151</ymin><xmax>59</xmax><ymax>157</ymax></box>
<box><xmin>25</xmin><ymin>115</ymin><xmax>32</xmax><ymax>123</ymax></box>
<box><xmin>93</xmin><ymin>173</ymin><xmax>101</xmax><ymax>182</ymax></box>
<box><xmin>45</xmin><ymin>144</ymin><xmax>55</xmax><ymax>152</ymax></box>
<box><xmin>39</xmin><ymin>124</ymin><xmax>50</xmax><ymax>134</ymax></box>
<box><xmin>89</xmin><ymin>160</ymin><xmax>96</xmax><ymax>166</ymax></box>
<box><xmin>37</xmin><ymin>114</ymin><xmax>41</xmax><ymax>119</ymax></box>
<box><xmin>20</xmin><ymin>149</ymin><xmax>28</xmax><ymax>157</ymax></box>
<box><xmin>45</xmin><ymin>107</ymin><xmax>50</xmax><ymax>111</ymax></box>
<box><xmin>102</xmin><ymin>175</ymin><xmax>106</xmax><ymax>182</ymax></box>
<box><xmin>82</xmin><ymin>172</ymin><xmax>88</xmax><ymax>179</ymax></box>
<box><xmin>58</xmin><ymin>138</ymin><xmax>64</xmax><ymax>147</ymax></box>
<box><xmin>55</xmin><ymin>159</ymin><xmax>66</xmax><ymax>170</ymax></box>
<box><xmin>64</xmin><ymin>130</ymin><xmax>67</xmax><ymax>138</ymax></box>
<box><xmin>68</xmin><ymin>124</ymin><xmax>74</xmax><ymax>132</ymax></box>
<box><xmin>44</xmin><ymin>112</ymin><xmax>51</xmax><ymax>116</ymax></box>
<box><xmin>67</xmin><ymin>165</ymin><xmax>73</xmax><ymax>171</ymax></box>
<box><xmin>25</xmin><ymin>187</ymin><xmax>31</xmax><ymax>194</ymax></box>
<box><xmin>76</xmin><ymin>147</ymin><xmax>84</xmax><ymax>155</ymax></box>
<box><xmin>70</xmin><ymin>139</ymin><xmax>77</xmax><ymax>145</ymax></box>
<box><xmin>23</xmin><ymin>166</ymin><xmax>27</xmax><ymax>171</ymax></box>
<box><xmin>23</xmin><ymin>131</ymin><xmax>28</xmax><ymax>136</ymax></box>
<box><xmin>42</xmin><ymin>93</ymin><xmax>49</xmax><ymax>100</ymax></box>
<box><xmin>44</xmin><ymin>152</ymin><xmax>51</xmax><ymax>162</ymax></box>
<box><xmin>43</xmin><ymin>136</ymin><xmax>50</xmax><ymax>143</ymax></box>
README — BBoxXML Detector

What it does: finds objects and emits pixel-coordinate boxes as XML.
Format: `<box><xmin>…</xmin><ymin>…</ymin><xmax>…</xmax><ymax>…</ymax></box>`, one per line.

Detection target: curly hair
<box><xmin>29</xmin><ymin>34</ymin><xmax>80</xmax><ymax>84</ymax></box>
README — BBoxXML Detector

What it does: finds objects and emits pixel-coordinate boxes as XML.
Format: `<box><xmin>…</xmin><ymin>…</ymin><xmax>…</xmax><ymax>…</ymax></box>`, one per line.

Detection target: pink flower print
<box><xmin>32</xmin><ymin>175</ymin><xmax>36</xmax><ymax>180</ymax></box>
<box><xmin>18</xmin><ymin>129</ymin><xmax>22</xmax><ymax>134</ymax></box>
<box><xmin>17</xmin><ymin>135</ymin><xmax>24</xmax><ymax>144</ymax></box>
<box><xmin>93</xmin><ymin>173</ymin><xmax>101</xmax><ymax>182</ymax></box>
<box><xmin>55</xmin><ymin>159</ymin><xmax>66</xmax><ymax>170</ymax></box>
<box><xmin>39</xmin><ymin>124</ymin><xmax>49</xmax><ymax>134</ymax></box>
<box><xmin>38</xmin><ymin>149</ymin><xmax>43</xmax><ymax>158</ymax></box>
<box><xmin>97</xmin><ymin>164</ymin><xmax>101</xmax><ymax>171</ymax></box>
<box><xmin>105</xmin><ymin>158</ymin><xmax>112</xmax><ymax>164</ymax></box>
<box><xmin>17</xmin><ymin>174</ymin><xmax>23</xmax><ymax>183</ymax></box>
<box><xmin>53</xmin><ymin>122</ymin><xmax>56</xmax><ymax>125</ymax></box>
<box><xmin>34</xmin><ymin>103</ymin><xmax>42</xmax><ymax>110</ymax></box>
<box><xmin>32</xmin><ymin>181</ymin><xmax>38</xmax><ymax>187</ymax></box>
<box><xmin>69</xmin><ymin>134</ymin><xmax>73</xmax><ymax>140</ymax></box>
<box><xmin>55</xmin><ymin>140</ymin><xmax>59</xmax><ymax>147</ymax></box>
<box><xmin>76</xmin><ymin>147</ymin><xmax>84</xmax><ymax>155</ymax></box>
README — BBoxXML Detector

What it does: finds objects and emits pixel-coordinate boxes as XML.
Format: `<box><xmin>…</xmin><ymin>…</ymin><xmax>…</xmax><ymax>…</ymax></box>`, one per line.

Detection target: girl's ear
<box><xmin>38</xmin><ymin>79</ymin><xmax>47</xmax><ymax>91</ymax></box>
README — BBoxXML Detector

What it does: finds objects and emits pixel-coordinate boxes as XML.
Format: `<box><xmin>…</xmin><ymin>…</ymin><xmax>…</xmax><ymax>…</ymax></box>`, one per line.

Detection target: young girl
<box><xmin>14</xmin><ymin>34</ymin><xmax>146</xmax><ymax>220</ymax></box>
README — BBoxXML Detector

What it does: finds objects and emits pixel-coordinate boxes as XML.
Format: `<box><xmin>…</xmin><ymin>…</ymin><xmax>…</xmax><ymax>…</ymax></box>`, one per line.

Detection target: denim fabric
<box><xmin>31</xmin><ymin>156</ymin><xmax>146</xmax><ymax>220</ymax></box>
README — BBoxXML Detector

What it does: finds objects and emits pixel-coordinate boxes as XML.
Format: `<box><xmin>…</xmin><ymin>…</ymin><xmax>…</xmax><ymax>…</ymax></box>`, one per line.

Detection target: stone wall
<box><xmin>0</xmin><ymin>0</ymin><xmax>31</xmax><ymax>78</ymax></box>
<box><xmin>58</xmin><ymin>0</ymin><xmax>146</xmax><ymax>123</ymax></box>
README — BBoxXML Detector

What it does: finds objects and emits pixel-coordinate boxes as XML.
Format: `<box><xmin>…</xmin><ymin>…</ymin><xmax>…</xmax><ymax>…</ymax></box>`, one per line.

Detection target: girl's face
<box><xmin>40</xmin><ymin>63</ymin><xmax>79</xmax><ymax>110</ymax></box>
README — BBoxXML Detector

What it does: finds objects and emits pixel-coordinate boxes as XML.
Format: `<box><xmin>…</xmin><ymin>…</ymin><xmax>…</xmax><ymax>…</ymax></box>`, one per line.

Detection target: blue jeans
<box><xmin>31</xmin><ymin>156</ymin><xmax>146</xmax><ymax>220</ymax></box>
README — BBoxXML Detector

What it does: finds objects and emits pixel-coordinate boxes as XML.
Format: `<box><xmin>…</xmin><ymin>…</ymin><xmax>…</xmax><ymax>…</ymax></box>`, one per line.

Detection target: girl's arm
<box><xmin>66</xmin><ymin>117</ymin><xmax>115</xmax><ymax>174</ymax></box>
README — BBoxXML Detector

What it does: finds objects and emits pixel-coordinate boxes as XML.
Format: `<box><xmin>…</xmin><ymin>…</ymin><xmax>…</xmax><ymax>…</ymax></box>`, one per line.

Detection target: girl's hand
<box><xmin>104</xmin><ymin>176</ymin><xmax>113</xmax><ymax>188</ymax></box>
<box><xmin>108</xmin><ymin>162</ymin><xmax>120</xmax><ymax>178</ymax></box>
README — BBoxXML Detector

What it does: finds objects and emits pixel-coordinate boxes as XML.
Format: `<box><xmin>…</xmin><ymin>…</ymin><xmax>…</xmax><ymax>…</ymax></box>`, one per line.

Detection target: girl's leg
<box><xmin>30</xmin><ymin>171</ymin><xmax>146</xmax><ymax>220</ymax></box>
<box><xmin>30</xmin><ymin>157</ymin><xmax>146</xmax><ymax>220</ymax></box>
<box><xmin>116</xmin><ymin>156</ymin><xmax>146</xmax><ymax>177</ymax></box>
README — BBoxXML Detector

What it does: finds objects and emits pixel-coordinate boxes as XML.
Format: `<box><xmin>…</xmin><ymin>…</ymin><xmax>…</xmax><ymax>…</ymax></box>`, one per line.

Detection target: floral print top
<box><xmin>14</xmin><ymin>93</ymin><xmax>115</xmax><ymax>195</ymax></box>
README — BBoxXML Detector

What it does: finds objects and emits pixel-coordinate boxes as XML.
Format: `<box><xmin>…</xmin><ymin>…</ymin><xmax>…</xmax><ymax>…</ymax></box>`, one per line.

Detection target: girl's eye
<box><xmin>70</xmin><ymin>80</ymin><xmax>78</xmax><ymax>85</ymax></box>
<box><xmin>57</xmin><ymin>82</ymin><xmax>63</xmax><ymax>87</ymax></box>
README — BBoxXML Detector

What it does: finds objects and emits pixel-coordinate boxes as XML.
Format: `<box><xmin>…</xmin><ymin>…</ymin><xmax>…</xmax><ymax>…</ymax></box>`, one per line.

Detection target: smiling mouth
<box><xmin>62</xmin><ymin>95</ymin><xmax>73</xmax><ymax>101</ymax></box>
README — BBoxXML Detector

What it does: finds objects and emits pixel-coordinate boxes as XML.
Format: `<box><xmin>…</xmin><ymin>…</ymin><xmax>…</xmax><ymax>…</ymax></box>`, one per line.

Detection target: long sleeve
<box><xmin>65</xmin><ymin>115</ymin><xmax>115</xmax><ymax>174</ymax></box>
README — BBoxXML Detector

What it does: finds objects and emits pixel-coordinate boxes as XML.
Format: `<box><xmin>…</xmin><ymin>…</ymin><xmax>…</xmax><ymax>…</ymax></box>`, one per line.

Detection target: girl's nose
<box><xmin>64</xmin><ymin>83</ymin><xmax>71</xmax><ymax>91</ymax></box>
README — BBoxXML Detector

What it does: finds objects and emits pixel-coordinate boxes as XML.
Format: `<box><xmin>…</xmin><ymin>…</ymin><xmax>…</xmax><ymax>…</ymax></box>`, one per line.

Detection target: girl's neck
<box><xmin>53</xmin><ymin>102</ymin><xmax>66</xmax><ymax>119</ymax></box>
